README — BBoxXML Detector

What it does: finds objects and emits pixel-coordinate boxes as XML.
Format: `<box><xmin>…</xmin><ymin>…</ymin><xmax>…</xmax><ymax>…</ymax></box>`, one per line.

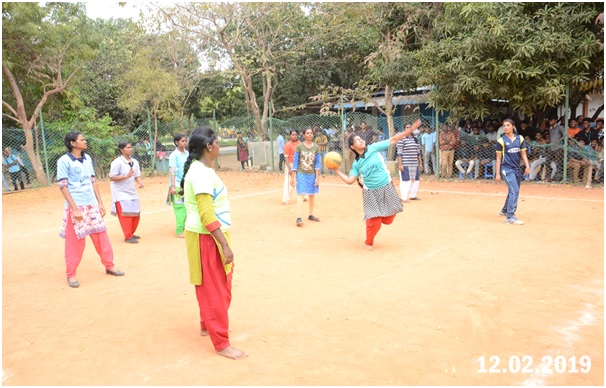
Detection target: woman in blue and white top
<box><xmin>495</xmin><ymin>119</ymin><xmax>530</xmax><ymax>225</ymax></box>
<box><xmin>57</xmin><ymin>131</ymin><xmax>124</xmax><ymax>288</ymax></box>
<box><xmin>330</xmin><ymin>119</ymin><xmax>421</xmax><ymax>250</ymax></box>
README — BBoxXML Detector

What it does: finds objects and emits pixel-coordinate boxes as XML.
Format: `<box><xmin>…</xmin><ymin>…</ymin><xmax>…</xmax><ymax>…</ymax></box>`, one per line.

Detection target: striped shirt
<box><xmin>396</xmin><ymin>137</ymin><xmax>421</xmax><ymax>167</ymax></box>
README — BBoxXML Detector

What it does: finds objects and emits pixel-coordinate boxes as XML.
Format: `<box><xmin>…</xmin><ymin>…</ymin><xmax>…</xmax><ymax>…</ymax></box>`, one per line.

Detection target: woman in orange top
<box><xmin>282</xmin><ymin>129</ymin><xmax>301</xmax><ymax>205</ymax></box>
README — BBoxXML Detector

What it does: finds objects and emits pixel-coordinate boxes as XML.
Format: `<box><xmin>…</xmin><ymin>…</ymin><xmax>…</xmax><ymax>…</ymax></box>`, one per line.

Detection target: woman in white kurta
<box><xmin>109</xmin><ymin>141</ymin><xmax>144</xmax><ymax>243</ymax></box>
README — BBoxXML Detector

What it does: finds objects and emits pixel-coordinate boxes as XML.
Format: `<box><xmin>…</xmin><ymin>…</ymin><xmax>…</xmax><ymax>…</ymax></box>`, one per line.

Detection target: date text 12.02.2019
<box><xmin>477</xmin><ymin>355</ymin><xmax>591</xmax><ymax>374</ymax></box>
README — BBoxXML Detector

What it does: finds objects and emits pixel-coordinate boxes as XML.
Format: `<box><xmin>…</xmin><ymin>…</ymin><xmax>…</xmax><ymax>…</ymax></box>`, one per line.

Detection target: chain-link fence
<box><xmin>3</xmin><ymin>111</ymin><xmax>603</xmax><ymax>192</ymax></box>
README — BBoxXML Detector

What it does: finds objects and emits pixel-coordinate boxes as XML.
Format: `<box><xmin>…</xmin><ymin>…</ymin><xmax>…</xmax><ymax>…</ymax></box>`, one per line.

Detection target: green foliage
<box><xmin>2</xmin><ymin>2</ymin><xmax>97</xmax><ymax>120</ymax></box>
<box><xmin>416</xmin><ymin>2</ymin><xmax>604</xmax><ymax>119</ymax></box>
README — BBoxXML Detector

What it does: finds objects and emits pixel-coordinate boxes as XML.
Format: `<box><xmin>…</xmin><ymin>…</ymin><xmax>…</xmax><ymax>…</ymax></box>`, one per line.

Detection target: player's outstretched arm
<box><xmin>389</xmin><ymin>119</ymin><xmax>421</xmax><ymax>146</ymax></box>
<box><xmin>331</xmin><ymin>167</ymin><xmax>357</xmax><ymax>185</ymax></box>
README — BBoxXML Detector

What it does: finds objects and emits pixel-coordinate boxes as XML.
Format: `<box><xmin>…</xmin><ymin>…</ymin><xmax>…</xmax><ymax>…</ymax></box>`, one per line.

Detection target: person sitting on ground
<box><xmin>567</xmin><ymin>139</ymin><xmax>593</xmax><ymax>188</ymax></box>
<box><xmin>454</xmin><ymin>139</ymin><xmax>474</xmax><ymax>179</ymax></box>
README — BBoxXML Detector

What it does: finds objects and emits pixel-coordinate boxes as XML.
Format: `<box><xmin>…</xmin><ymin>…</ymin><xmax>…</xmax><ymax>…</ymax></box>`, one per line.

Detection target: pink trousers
<box><xmin>64</xmin><ymin>214</ymin><xmax>115</xmax><ymax>277</ymax></box>
<box><xmin>194</xmin><ymin>234</ymin><xmax>233</xmax><ymax>352</ymax></box>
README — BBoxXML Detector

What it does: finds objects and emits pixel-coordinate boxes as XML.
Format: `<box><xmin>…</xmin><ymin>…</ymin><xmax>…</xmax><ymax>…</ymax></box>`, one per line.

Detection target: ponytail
<box><xmin>178</xmin><ymin>150</ymin><xmax>201</xmax><ymax>195</ymax></box>
<box><xmin>178</xmin><ymin>126</ymin><xmax>216</xmax><ymax>196</ymax></box>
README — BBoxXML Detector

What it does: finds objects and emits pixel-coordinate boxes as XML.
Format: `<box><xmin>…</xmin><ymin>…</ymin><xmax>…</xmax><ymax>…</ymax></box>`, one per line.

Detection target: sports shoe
<box><xmin>296</xmin><ymin>217</ymin><xmax>303</xmax><ymax>226</ymax></box>
<box><xmin>308</xmin><ymin>215</ymin><xmax>320</xmax><ymax>222</ymax></box>
<box><xmin>409</xmin><ymin>197</ymin><xmax>421</xmax><ymax>201</ymax></box>
<box><xmin>124</xmin><ymin>237</ymin><xmax>139</xmax><ymax>243</ymax></box>
<box><xmin>498</xmin><ymin>211</ymin><xmax>506</xmax><ymax>217</ymax></box>
<box><xmin>504</xmin><ymin>218</ymin><xmax>524</xmax><ymax>225</ymax></box>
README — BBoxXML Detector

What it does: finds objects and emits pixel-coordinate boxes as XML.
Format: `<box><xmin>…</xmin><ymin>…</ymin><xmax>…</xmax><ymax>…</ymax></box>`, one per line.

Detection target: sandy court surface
<box><xmin>2</xmin><ymin>171</ymin><xmax>604</xmax><ymax>386</ymax></box>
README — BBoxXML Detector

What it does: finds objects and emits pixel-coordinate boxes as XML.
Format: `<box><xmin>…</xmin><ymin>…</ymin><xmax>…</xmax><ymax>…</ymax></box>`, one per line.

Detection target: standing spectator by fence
<box><xmin>136</xmin><ymin>136</ymin><xmax>153</xmax><ymax>168</ymax></box>
<box><xmin>420</xmin><ymin>126</ymin><xmax>436</xmax><ymax>174</ymax></box>
<box><xmin>236</xmin><ymin>132</ymin><xmax>249</xmax><ymax>170</ymax></box>
<box><xmin>277</xmin><ymin>130</ymin><xmax>285</xmax><ymax>173</ymax></box>
<box><xmin>439</xmin><ymin>124</ymin><xmax>459</xmax><ymax>178</ymax></box>
<box><xmin>3</xmin><ymin>147</ymin><xmax>25</xmax><ymax>191</ymax></box>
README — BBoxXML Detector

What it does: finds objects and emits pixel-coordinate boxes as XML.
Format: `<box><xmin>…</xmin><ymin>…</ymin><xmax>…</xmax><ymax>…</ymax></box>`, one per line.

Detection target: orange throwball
<box><xmin>323</xmin><ymin>151</ymin><xmax>343</xmax><ymax>169</ymax></box>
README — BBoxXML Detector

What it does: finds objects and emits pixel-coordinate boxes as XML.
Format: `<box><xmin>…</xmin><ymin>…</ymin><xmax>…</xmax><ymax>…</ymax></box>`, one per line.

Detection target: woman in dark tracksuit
<box><xmin>495</xmin><ymin>119</ymin><xmax>530</xmax><ymax>225</ymax></box>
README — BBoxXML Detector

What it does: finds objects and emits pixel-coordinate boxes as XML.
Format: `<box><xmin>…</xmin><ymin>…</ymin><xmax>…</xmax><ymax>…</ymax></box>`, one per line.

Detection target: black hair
<box><xmin>179</xmin><ymin>126</ymin><xmax>216</xmax><ymax>194</ymax></box>
<box><xmin>346</xmin><ymin>135</ymin><xmax>364</xmax><ymax>188</ymax></box>
<box><xmin>117</xmin><ymin>140</ymin><xmax>131</xmax><ymax>155</ymax></box>
<box><xmin>64</xmin><ymin>131</ymin><xmax>87</xmax><ymax>158</ymax></box>
<box><xmin>289</xmin><ymin>129</ymin><xmax>299</xmax><ymax>135</ymax></box>
<box><xmin>173</xmin><ymin>133</ymin><xmax>186</xmax><ymax>146</ymax></box>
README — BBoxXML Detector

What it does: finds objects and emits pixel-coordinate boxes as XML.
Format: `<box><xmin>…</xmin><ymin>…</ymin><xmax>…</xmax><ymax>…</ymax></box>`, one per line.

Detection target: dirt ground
<box><xmin>2</xmin><ymin>170</ymin><xmax>604</xmax><ymax>386</ymax></box>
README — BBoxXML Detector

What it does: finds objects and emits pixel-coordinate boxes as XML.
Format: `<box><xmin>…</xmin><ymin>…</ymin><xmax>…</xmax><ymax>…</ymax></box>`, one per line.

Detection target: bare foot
<box><xmin>217</xmin><ymin>345</ymin><xmax>248</xmax><ymax>360</ymax></box>
<box><xmin>364</xmin><ymin>244</ymin><xmax>374</xmax><ymax>251</ymax></box>
<box><xmin>200</xmin><ymin>330</ymin><xmax>208</xmax><ymax>336</ymax></box>
<box><xmin>176</xmin><ymin>234</ymin><xmax>184</xmax><ymax>238</ymax></box>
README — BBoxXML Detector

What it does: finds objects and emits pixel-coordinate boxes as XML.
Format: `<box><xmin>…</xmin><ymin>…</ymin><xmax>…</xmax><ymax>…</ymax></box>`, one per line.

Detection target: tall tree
<box><xmin>274</xmin><ymin>2</ymin><xmax>378</xmax><ymax>114</ymax></box>
<box><xmin>359</xmin><ymin>2</ymin><xmax>439</xmax><ymax>159</ymax></box>
<box><xmin>416</xmin><ymin>2</ymin><xmax>604</xmax><ymax>120</ymax></box>
<box><xmin>117</xmin><ymin>41</ymin><xmax>180</xmax><ymax>168</ymax></box>
<box><xmin>157</xmin><ymin>2</ymin><xmax>308</xmax><ymax>137</ymax></box>
<box><xmin>74</xmin><ymin>18</ymin><xmax>142</xmax><ymax>131</ymax></box>
<box><xmin>2</xmin><ymin>2</ymin><xmax>96</xmax><ymax>184</ymax></box>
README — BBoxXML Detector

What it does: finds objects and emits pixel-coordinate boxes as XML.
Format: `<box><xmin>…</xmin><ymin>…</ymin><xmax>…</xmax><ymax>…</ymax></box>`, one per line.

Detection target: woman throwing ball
<box><xmin>329</xmin><ymin>119</ymin><xmax>421</xmax><ymax>250</ymax></box>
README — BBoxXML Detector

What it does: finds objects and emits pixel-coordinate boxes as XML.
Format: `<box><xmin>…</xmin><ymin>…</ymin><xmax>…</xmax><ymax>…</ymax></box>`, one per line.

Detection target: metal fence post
<box><xmin>434</xmin><ymin>89</ymin><xmax>441</xmax><ymax>178</ymax></box>
<box><xmin>269</xmin><ymin>102</ymin><xmax>275</xmax><ymax>172</ymax></box>
<box><xmin>340</xmin><ymin>95</ymin><xmax>346</xmax><ymax>173</ymax></box>
<box><xmin>562</xmin><ymin>83</ymin><xmax>569</xmax><ymax>183</ymax></box>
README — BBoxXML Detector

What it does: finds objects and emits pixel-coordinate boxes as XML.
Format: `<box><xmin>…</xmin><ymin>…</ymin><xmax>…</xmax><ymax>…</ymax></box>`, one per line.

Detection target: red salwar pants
<box><xmin>64</xmin><ymin>213</ymin><xmax>115</xmax><ymax>277</ymax></box>
<box><xmin>115</xmin><ymin>201</ymin><xmax>140</xmax><ymax>239</ymax></box>
<box><xmin>195</xmin><ymin>234</ymin><xmax>233</xmax><ymax>352</ymax></box>
<box><xmin>365</xmin><ymin>214</ymin><xmax>396</xmax><ymax>246</ymax></box>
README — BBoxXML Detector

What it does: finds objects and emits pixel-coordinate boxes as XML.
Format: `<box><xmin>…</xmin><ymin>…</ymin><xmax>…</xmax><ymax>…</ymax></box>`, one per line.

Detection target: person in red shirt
<box><xmin>282</xmin><ymin>129</ymin><xmax>301</xmax><ymax>205</ymax></box>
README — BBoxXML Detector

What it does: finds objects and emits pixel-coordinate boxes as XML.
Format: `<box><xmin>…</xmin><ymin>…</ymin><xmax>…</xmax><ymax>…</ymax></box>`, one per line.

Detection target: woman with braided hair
<box><xmin>180</xmin><ymin>126</ymin><xmax>247</xmax><ymax>360</ymax></box>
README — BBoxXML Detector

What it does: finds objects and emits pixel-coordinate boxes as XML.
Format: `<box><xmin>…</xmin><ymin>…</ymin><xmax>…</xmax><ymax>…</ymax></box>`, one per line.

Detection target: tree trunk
<box><xmin>384</xmin><ymin>85</ymin><xmax>396</xmax><ymax>161</ymax></box>
<box><xmin>153</xmin><ymin>112</ymin><xmax>159</xmax><ymax>174</ymax></box>
<box><xmin>591</xmin><ymin>104</ymin><xmax>604</xmax><ymax>121</ymax></box>
<box><xmin>22</xmin><ymin>122</ymin><xmax>49</xmax><ymax>185</ymax></box>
